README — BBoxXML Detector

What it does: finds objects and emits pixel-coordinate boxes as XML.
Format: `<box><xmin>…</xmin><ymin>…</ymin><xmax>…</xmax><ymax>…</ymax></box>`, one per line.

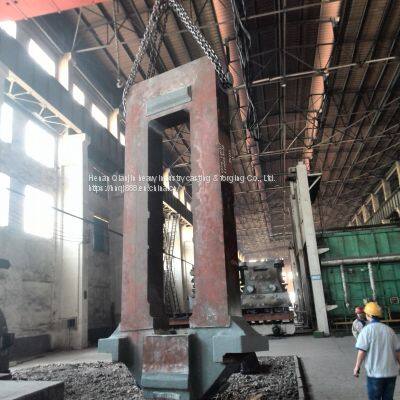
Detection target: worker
<box><xmin>353</xmin><ymin>302</ymin><xmax>400</xmax><ymax>400</ymax></box>
<box><xmin>352</xmin><ymin>306</ymin><xmax>367</xmax><ymax>339</ymax></box>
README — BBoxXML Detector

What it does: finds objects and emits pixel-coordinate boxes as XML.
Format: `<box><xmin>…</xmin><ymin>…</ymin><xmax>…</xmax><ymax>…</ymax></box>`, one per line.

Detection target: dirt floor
<box><xmin>11</xmin><ymin>356</ymin><xmax>298</xmax><ymax>400</ymax></box>
<box><xmin>213</xmin><ymin>356</ymin><xmax>298</xmax><ymax>400</ymax></box>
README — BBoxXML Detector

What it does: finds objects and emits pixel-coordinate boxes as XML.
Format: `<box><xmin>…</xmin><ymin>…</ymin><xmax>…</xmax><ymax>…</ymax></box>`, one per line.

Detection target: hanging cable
<box><xmin>230</xmin><ymin>0</ymin><xmax>260</xmax><ymax>141</ymax></box>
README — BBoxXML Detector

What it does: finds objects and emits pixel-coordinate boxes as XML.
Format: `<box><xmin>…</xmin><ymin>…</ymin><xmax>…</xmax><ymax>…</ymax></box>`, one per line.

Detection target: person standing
<box><xmin>352</xmin><ymin>306</ymin><xmax>367</xmax><ymax>339</ymax></box>
<box><xmin>353</xmin><ymin>302</ymin><xmax>400</xmax><ymax>400</ymax></box>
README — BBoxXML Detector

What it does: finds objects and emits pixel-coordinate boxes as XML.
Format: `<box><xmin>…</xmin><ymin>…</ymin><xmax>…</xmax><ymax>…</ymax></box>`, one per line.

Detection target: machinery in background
<box><xmin>240</xmin><ymin>259</ymin><xmax>295</xmax><ymax>335</ymax></box>
<box><xmin>317</xmin><ymin>224</ymin><xmax>400</xmax><ymax>332</ymax></box>
<box><xmin>289</xmin><ymin>162</ymin><xmax>400</xmax><ymax>336</ymax></box>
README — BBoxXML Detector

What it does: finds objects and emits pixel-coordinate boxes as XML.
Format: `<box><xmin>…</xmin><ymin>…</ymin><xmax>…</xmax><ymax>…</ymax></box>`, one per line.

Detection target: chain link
<box><xmin>112</xmin><ymin>0</ymin><xmax>123</xmax><ymax>88</ymax></box>
<box><xmin>147</xmin><ymin>6</ymin><xmax>169</xmax><ymax>79</ymax></box>
<box><xmin>122</xmin><ymin>0</ymin><xmax>231</xmax><ymax>119</ymax></box>
<box><xmin>168</xmin><ymin>0</ymin><xmax>231</xmax><ymax>88</ymax></box>
<box><xmin>122</xmin><ymin>0</ymin><xmax>169</xmax><ymax>118</ymax></box>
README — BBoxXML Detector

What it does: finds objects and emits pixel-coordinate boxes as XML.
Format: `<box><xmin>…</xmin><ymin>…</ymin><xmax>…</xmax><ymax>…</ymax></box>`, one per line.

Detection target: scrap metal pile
<box><xmin>11</xmin><ymin>357</ymin><xmax>299</xmax><ymax>400</ymax></box>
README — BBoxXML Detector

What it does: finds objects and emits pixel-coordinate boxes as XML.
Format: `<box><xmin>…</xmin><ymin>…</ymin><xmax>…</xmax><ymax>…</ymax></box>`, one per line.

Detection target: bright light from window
<box><xmin>28</xmin><ymin>40</ymin><xmax>56</xmax><ymax>77</ymax></box>
<box><xmin>0</xmin><ymin>21</ymin><xmax>16</xmax><ymax>38</ymax></box>
<box><xmin>24</xmin><ymin>186</ymin><xmax>54</xmax><ymax>238</ymax></box>
<box><xmin>120</xmin><ymin>133</ymin><xmax>125</xmax><ymax>146</ymax></box>
<box><xmin>72</xmin><ymin>84</ymin><xmax>85</xmax><ymax>106</ymax></box>
<box><xmin>109</xmin><ymin>110</ymin><xmax>119</xmax><ymax>138</ymax></box>
<box><xmin>289</xmin><ymin>291</ymin><xmax>296</xmax><ymax>304</ymax></box>
<box><xmin>59</xmin><ymin>54</ymin><xmax>70</xmax><ymax>90</ymax></box>
<box><xmin>0</xmin><ymin>103</ymin><xmax>13</xmax><ymax>143</ymax></box>
<box><xmin>0</xmin><ymin>173</ymin><xmax>10</xmax><ymax>227</ymax></box>
<box><xmin>91</xmin><ymin>104</ymin><xmax>108</xmax><ymax>128</ymax></box>
<box><xmin>25</xmin><ymin>121</ymin><xmax>55</xmax><ymax>168</ymax></box>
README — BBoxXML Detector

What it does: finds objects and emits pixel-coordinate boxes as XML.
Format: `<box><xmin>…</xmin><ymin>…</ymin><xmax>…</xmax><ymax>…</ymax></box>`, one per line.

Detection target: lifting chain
<box><xmin>122</xmin><ymin>0</ymin><xmax>231</xmax><ymax>119</ymax></box>
<box><xmin>146</xmin><ymin>3</ymin><xmax>169</xmax><ymax>79</ymax></box>
<box><xmin>168</xmin><ymin>0</ymin><xmax>231</xmax><ymax>88</ymax></box>
<box><xmin>112</xmin><ymin>0</ymin><xmax>123</xmax><ymax>88</ymax></box>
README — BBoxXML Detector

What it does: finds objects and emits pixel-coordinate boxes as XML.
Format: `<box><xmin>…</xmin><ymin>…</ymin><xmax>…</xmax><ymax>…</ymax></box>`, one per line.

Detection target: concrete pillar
<box><xmin>57</xmin><ymin>133</ymin><xmax>90</xmax><ymax>349</ymax></box>
<box><xmin>58</xmin><ymin>53</ymin><xmax>71</xmax><ymax>90</ymax></box>
<box><xmin>0</xmin><ymin>65</ymin><xmax>8</xmax><ymax>105</ymax></box>
<box><xmin>371</xmin><ymin>194</ymin><xmax>379</xmax><ymax>213</ymax></box>
<box><xmin>289</xmin><ymin>178</ymin><xmax>313</xmax><ymax>328</ymax></box>
<box><xmin>295</xmin><ymin>162</ymin><xmax>330</xmax><ymax>335</ymax></box>
<box><xmin>178</xmin><ymin>186</ymin><xmax>185</xmax><ymax>204</ymax></box>
<box><xmin>361</xmin><ymin>205</ymin><xmax>369</xmax><ymax>223</ymax></box>
<box><xmin>381</xmin><ymin>179</ymin><xmax>390</xmax><ymax>201</ymax></box>
<box><xmin>289</xmin><ymin>248</ymin><xmax>301</xmax><ymax>306</ymax></box>
<box><xmin>395</xmin><ymin>162</ymin><xmax>400</xmax><ymax>187</ymax></box>
<box><xmin>163</xmin><ymin>168</ymin><xmax>170</xmax><ymax>189</ymax></box>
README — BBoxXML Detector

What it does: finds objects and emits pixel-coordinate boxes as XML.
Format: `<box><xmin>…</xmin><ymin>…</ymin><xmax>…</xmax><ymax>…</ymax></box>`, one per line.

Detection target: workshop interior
<box><xmin>0</xmin><ymin>0</ymin><xmax>400</xmax><ymax>399</ymax></box>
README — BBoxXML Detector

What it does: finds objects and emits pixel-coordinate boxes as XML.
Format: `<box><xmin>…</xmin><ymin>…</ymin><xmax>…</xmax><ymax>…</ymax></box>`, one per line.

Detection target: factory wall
<box><xmin>0</xmin><ymin>93</ymin><xmax>61</xmax><ymax>356</ymax></box>
<box><xmin>85</xmin><ymin>161</ymin><xmax>123</xmax><ymax>344</ymax></box>
<box><xmin>0</xmin><ymin>64</ymin><xmax>124</xmax><ymax>358</ymax></box>
<box><xmin>0</xmin><ymin>19</ymin><xmax>196</xmax><ymax>356</ymax></box>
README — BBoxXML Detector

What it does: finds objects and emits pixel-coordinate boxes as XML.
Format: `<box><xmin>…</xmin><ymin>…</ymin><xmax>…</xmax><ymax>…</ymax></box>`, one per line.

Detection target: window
<box><xmin>28</xmin><ymin>40</ymin><xmax>56</xmax><ymax>77</ymax></box>
<box><xmin>59</xmin><ymin>54</ymin><xmax>70</xmax><ymax>90</ymax></box>
<box><xmin>388</xmin><ymin>172</ymin><xmax>399</xmax><ymax>195</ymax></box>
<box><xmin>0</xmin><ymin>21</ymin><xmax>16</xmax><ymax>38</ymax></box>
<box><xmin>0</xmin><ymin>103</ymin><xmax>13</xmax><ymax>143</ymax></box>
<box><xmin>365</xmin><ymin>201</ymin><xmax>373</xmax><ymax>218</ymax></box>
<box><xmin>72</xmin><ymin>84</ymin><xmax>85</xmax><ymax>106</ymax></box>
<box><xmin>375</xmin><ymin>187</ymin><xmax>385</xmax><ymax>208</ymax></box>
<box><xmin>0</xmin><ymin>173</ymin><xmax>10</xmax><ymax>227</ymax></box>
<box><xmin>120</xmin><ymin>133</ymin><xmax>125</xmax><ymax>146</ymax></box>
<box><xmin>109</xmin><ymin>110</ymin><xmax>119</xmax><ymax>138</ymax></box>
<box><xmin>93</xmin><ymin>216</ymin><xmax>109</xmax><ymax>253</ymax></box>
<box><xmin>25</xmin><ymin>120</ymin><xmax>55</xmax><ymax>168</ymax></box>
<box><xmin>24</xmin><ymin>186</ymin><xmax>54</xmax><ymax>238</ymax></box>
<box><xmin>91</xmin><ymin>104</ymin><xmax>108</xmax><ymax>128</ymax></box>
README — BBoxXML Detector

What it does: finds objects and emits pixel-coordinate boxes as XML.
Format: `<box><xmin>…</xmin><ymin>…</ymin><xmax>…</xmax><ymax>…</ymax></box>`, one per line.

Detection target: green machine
<box><xmin>317</xmin><ymin>224</ymin><xmax>400</xmax><ymax>330</ymax></box>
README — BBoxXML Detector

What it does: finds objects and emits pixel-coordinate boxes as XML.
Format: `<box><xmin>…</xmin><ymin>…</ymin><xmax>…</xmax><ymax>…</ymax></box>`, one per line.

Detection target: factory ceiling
<box><xmin>29</xmin><ymin>0</ymin><xmax>400</xmax><ymax>259</ymax></box>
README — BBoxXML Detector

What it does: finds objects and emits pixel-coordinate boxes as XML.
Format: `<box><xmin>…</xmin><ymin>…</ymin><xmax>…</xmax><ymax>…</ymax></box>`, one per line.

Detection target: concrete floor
<box><xmin>259</xmin><ymin>334</ymin><xmax>400</xmax><ymax>400</ymax></box>
<box><xmin>11</xmin><ymin>348</ymin><xmax>111</xmax><ymax>370</ymax></box>
<box><xmin>11</xmin><ymin>335</ymin><xmax>400</xmax><ymax>400</ymax></box>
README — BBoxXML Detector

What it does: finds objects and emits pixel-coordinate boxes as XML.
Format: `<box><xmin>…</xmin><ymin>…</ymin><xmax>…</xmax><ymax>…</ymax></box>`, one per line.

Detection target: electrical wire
<box><xmin>230</xmin><ymin>0</ymin><xmax>260</xmax><ymax>141</ymax></box>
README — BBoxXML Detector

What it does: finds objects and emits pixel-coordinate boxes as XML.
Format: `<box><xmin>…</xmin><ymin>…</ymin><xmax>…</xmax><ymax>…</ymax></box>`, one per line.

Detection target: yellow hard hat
<box><xmin>364</xmin><ymin>302</ymin><xmax>383</xmax><ymax>318</ymax></box>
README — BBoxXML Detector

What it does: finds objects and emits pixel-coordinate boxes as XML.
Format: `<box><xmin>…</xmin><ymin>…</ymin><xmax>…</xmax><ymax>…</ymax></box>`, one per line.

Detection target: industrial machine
<box><xmin>240</xmin><ymin>259</ymin><xmax>295</xmax><ymax>335</ymax></box>
<box><xmin>317</xmin><ymin>224</ymin><xmax>400</xmax><ymax>332</ymax></box>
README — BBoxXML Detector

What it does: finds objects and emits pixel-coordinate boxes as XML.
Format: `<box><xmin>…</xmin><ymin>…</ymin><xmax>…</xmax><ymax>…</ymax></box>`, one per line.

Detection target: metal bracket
<box><xmin>146</xmin><ymin>86</ymin><xmax>191</xmax><ymax>116</ymax></box>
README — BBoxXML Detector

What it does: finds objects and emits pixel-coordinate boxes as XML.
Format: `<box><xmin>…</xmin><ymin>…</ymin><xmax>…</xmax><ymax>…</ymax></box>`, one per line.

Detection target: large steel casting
<box><xmin>99</xmin><ymin>57</ymin><xmax>267</xmax><ymax>399</ymax></box>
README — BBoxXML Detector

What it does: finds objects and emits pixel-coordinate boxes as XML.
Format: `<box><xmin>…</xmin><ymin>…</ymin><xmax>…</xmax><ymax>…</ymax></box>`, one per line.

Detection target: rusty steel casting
<box><xmin>99</xmin><ymin>57</ymin><xmax>267</xmax><ymax>399</ymax></box>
